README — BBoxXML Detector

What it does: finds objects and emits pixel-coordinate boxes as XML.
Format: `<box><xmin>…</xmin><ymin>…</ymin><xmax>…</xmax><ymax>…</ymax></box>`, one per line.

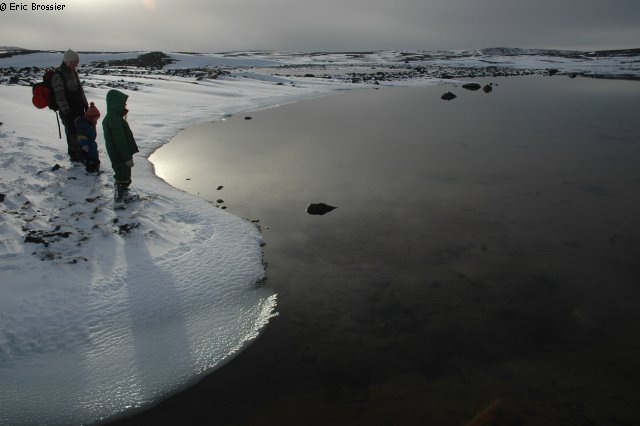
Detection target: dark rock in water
<box><xmin>244</xmin><ymin>116</ymin><xmax>253</xmax><ymax>120</ymax></box>
<box><xmin>441</xmin><ymin>92</ymin><xmax>457</xmax><ymax>101</ymax></box>
<box><xmin>0</xmin><ymin>193</ymin><xmax>5</xmax><ymax>202</ymax></box>
<box><xmin>306</xmin><ymin>203</ymin><xmax>337</xmax><ymax>215</ymax></box>
<box><xmin>483</xmin><ymin>84</ymin><xmax>493</xmax><ymax>93</ymax></box>
<box><xmin>217</xmin><ymin>185</ymin><xmax>224</xmax><ymax>190</ymax></box>
<box><xmin>548</xmin><ymin>68</ymin><xmax>559</xmax><ymax>76</ymax></box>
<box><xmin>51</xmin><ymin>164</ymin><xmax>61</xmax><ymax>171</ymax></box>
<box><xmin>462</xmin><ymin>83</ymin><xmax>481</xmax><ymax>91</ymax></box>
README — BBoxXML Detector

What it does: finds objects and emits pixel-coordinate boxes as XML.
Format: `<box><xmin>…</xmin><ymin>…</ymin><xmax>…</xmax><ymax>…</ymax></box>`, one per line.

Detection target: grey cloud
<box><xmin>1</xmin><ymin>0</ymin><xmax>637</xmax><ymax>52</ymax></box>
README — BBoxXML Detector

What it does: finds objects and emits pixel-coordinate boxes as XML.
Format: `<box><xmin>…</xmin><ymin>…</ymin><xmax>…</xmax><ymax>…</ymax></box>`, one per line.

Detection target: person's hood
<box><xmin>106</xmin><ymin>89</ymin><xmax>128</xmax><ymax>115</ymax></box>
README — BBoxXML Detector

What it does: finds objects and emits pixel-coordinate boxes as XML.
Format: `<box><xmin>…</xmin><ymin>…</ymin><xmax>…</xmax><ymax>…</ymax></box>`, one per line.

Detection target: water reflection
<box><xmin>149</xmin><ymin>76</ymin><xmax>640</xmax><ymax>424</ymax></box>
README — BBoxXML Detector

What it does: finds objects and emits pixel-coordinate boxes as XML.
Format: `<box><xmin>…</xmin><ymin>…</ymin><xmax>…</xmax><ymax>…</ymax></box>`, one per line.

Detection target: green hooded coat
<box><xmin>102</xmin><ymin>90</ymin><xmax>139</xmax><ymax>185</ymax></box>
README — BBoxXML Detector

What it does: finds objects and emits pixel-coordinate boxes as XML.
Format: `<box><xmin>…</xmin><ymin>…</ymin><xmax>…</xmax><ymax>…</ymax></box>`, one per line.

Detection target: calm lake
<box><xmin>124</xmin><ymin>75</ymin><xmax>640</xmax><ymax>425</ymax></box>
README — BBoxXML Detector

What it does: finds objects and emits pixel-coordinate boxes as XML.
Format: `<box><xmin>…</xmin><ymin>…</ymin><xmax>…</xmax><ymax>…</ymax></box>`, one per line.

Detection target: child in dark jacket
<box><xmin>102</xmin><ymin>90</ymin><xmax>139</xmax><ymax>204</ymax></box>
<box><xmin>75</xmin><ymin>102</ymin><xmax>101</xmax><ymax>173</ymax></box>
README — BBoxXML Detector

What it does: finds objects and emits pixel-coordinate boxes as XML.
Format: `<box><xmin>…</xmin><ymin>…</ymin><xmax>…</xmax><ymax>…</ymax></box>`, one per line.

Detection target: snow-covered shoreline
<box><xmin>1</xmin><ymin>49</ymin><xmax>638</xmax><ymax>425</ymax></box>
<box><xmin>0</xmin><ymin>55</ymin><xmax>358</xmax><ymax>425</ymax></box>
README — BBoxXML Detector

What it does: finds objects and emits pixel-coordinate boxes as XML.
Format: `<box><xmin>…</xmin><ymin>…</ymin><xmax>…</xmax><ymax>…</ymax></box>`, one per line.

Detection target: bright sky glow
<box><xmin>0</xmin><ymin>0</ymin><xmax>638</xmax><ymax>52</ymax></box>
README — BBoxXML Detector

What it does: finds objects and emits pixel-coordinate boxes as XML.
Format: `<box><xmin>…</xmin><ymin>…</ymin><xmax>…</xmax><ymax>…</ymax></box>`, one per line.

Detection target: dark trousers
<box><xmin>62</xmin><ymin>114</ymin><xmax>82</xmax><ymax>161</ymax></box>
<box><xmin>112</xmin><ymin>160</ymin><xmax>132</xmax><ymax>189</ymax></box>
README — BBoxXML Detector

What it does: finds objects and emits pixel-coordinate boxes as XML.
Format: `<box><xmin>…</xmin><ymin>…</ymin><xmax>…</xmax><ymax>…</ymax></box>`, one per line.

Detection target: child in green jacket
<box><xmin>102</xmin><ymin>89</ymin><xmax>139</xmax><ymax>205</ymax></box>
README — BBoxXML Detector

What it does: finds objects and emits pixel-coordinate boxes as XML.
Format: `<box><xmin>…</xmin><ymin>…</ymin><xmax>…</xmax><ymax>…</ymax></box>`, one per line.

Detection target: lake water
<box><xmin>124</xmin><ymin>76</ymin><xmax>640</xmax><ymax>425</ymax></box>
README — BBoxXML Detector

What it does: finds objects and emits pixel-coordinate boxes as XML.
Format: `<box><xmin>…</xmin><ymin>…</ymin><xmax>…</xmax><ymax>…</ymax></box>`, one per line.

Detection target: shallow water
<box><xmin>136</xmin><ymin>76</ymin><xmax>640</xmax><ymax>425</ymax></box>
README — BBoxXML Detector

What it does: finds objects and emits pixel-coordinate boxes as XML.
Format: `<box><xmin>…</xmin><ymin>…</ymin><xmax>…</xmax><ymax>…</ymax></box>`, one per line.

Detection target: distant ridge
<box><xmin>1</xmin><ymin>46</ymin><xmax>638</xmax><ymax>62</ymax></box>
<box><xmin>0</xmin><ymin>47</ymin><xmax>42</xmax><ymax>59</ymax></box>
<box><xmin>481</xmin><ymin>47</ymin><xmax>580</xmax><ymax>56</ymax></box>
<box><xmin>481</xmin><ymin>46</ymin><xmax>640</xmax><ymax>57</ymax></box>
<box><xmin>585</xmin><ymin>47</ymin><xmax>640</xmax><ymax>57</ymax></box>
<box><xmin>0</xmin><ymin>46</ymin><xmax>31</xmax><ymax>51</ymax></box>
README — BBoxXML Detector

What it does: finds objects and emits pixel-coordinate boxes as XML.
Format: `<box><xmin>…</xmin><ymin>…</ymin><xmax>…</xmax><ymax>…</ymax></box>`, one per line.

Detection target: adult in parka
<box><xmin>51</xmin><ymin>49</ymin><xmax>88</xmax><ymax>163</ymax></box>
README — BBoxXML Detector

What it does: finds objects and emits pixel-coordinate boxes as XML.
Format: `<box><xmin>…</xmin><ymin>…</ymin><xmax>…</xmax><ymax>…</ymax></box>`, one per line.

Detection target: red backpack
<box><xmin>32</xmin><ymin>69</ymin><xmax>64</xmax><ymax>138</ymax></box>
<box><xmin>32</xmin><ymin>69</ymin><xmax>65</xmax><ymax>110</ymax></box>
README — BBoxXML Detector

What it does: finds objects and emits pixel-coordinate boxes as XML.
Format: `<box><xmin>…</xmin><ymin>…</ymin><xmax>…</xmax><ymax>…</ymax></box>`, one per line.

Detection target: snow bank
<box><xmin>0</xmin><ymin>62</ymin><xmax>347</xmax><ymax>425</ymax></box>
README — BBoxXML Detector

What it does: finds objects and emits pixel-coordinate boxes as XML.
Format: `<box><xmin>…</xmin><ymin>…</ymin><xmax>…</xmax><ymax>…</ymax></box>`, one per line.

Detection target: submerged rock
<box><xmin>441</xmin><ymin>91</ymin><xmax>457</xmax><ymax>101</ymax></box>
<box><xmin>306</xmin><ymin>203</ymin><xmax>337</xmax><ymax>215</ymax></box>
<box><xmin>483</xmin><ymin>84</ymin><xmax>493</xmax><ymax>93</ymax></box>
<box><xmin>462</xmin><ymin>83</ymin><xmax>481</xmax><ymax>91</ymax></box>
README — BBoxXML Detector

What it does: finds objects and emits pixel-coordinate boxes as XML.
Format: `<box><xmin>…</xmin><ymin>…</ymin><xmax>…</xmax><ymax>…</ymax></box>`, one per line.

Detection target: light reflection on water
<box><xmin>149</xmin><ymin>76</ymin><xmax>640</xmax><ymax>424</ymax></box>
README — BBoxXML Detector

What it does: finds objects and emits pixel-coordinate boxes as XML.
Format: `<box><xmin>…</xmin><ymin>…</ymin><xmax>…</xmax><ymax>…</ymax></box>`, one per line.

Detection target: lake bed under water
<box><xmin>126</xmin><ymin>75</ymin><xmax>640</xmax><ymax>425</ymax></box>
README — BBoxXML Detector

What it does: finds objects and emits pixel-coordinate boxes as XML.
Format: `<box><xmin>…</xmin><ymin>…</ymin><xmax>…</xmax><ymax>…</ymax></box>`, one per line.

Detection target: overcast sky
<box><xmin>1</xmin><ymin>0</ymin><xmax>638</xmax><ymax>52</ymax></box>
